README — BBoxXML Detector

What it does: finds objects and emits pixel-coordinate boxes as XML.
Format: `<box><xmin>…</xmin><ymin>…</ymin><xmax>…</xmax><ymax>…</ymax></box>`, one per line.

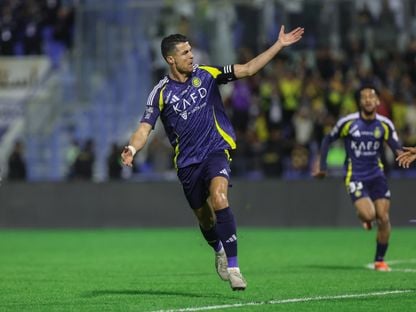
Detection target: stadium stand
<box><xmin>2</xmin><ymin>0</ymin><xmax>416</xmax><ymax>181</ymax></box>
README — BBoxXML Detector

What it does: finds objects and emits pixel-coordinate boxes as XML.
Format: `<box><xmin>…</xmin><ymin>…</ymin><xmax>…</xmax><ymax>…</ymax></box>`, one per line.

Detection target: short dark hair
<box><xmin>355</xmin><ymin>84</ymin><xmax>379</xmax><ymax>104</ymax></box>
<box><xmin>161</xmin><ymin>34</ymin><xmax>189</xmax><ymax>61</ymax></box>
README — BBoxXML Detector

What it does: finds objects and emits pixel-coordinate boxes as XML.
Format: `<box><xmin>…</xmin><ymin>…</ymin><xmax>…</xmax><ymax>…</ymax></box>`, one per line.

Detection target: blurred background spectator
<box><xmin>7</xmin><ymin>140</ymin><xmax>26</xmax><ymax>180</ymax></box>
<box><xmin>71</xmin><ymin>138</ymin><xmax>95</xmax><ymax>180</ymax></box>
<box><xmin>107</xmin><ymin>142</ymin><xmax>122</xmax><ymax>180</ymax></box>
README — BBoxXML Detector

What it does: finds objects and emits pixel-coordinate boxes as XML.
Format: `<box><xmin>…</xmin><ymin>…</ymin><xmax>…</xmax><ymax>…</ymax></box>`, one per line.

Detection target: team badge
<box><xmin>374</xmin><ymin>127</ymin><xmax>381</xmax><ymax>138</ymax></box>
<box><xmin>192</xmin><ymin>77</ymin><xmax>201</xmax><ymax>88</ymax></box>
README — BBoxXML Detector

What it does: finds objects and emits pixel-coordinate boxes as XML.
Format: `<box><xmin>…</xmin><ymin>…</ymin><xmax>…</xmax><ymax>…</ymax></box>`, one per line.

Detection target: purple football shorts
<box><xmin>346</xmin><ymin>175</ymin><xmax>391</xmax><ymax>202</ymax></box>
<box><xmin>177</xmin><ymin>150</ymin><xmax>231</xmax><ymax>209</ymax></box>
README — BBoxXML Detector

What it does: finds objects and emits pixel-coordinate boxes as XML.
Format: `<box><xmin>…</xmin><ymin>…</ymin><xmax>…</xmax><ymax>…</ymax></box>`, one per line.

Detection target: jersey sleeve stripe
<box><xmin>147</xmin><ymin>77</ymin><xmax>168</xmax><ymax>107</ymax></box>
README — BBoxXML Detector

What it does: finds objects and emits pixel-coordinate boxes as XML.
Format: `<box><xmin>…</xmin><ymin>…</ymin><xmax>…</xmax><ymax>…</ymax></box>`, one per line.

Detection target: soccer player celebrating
<box><xmin>396</xmin><ymin>146</ymin><xmax>416</xmax><ymax>168</ymax></box>
<box><xmin>121</xmin><ymin>26</ymin><xmax>304</xmax><ymax>290</ymax></box>
<box><xmin>313</xmin><ymin>86</ymin><xmax>402</xmax><ymax>272</ymax></box>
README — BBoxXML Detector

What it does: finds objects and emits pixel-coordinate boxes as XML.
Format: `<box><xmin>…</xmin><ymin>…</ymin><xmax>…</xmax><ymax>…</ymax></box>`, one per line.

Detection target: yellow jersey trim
<box><xmin>213</xmin><ymin>108</ymin><xmax>236</xmax><ymax>149</ymax></box>
<box><xmin>345</xmin><ymin>158</ymin><xmax>353</xmax><ymax>186</ymax></box>
<box><xmin>381</xmin><ymin>122</ymin><xmax>389</xmax><ymax>141</ymax></box>
<box><xmin>159</xmin><ymin>85</ymin><xmax>167</xmax><ymax>112</ymax></box>
<box><xmin>377</xmin><ymin>158</ymin><xmax>384</xmax><ymax>170</ymax></box>
<box><xmin>224</xmin><ymin>149</ymin><xmax>232</xmax><ymax>162</ymax></box>
<box><xmin>199</xmin><ymin>66</ymin><xmax>222</xmax><ymax>78</ymax></box>
<box><xmin>341</xmin><ymin>120</ymin><xmax>353</xmax><ymax>138</ymax></box>
<box><xmin>173</xmin><ymin>136</ymin><xmax>180</xmax><ymax>170</ymax></box>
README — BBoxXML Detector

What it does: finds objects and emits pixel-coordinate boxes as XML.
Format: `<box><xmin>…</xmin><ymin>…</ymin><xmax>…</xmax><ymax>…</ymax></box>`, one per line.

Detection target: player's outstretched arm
<box><xmin>234</xmin><ymin>25</ymin><xmax>304</xmax><ymax>79</ymax></box>
<box><xmin>396</xmin><ymin>146</ymin><xmax>416</xmax><ymax>168</ymax></box>
<box><xmin>121</xmin><ymin>122</ymin><xmax>152</xmax><ymax>167</ymax></box>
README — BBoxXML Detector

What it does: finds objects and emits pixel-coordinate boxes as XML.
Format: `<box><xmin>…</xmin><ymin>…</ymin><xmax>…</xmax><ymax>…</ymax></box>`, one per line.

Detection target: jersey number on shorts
<box><xmin>348</xmin><ymin>181</ymin><xmax>363</xmax><ymax>194</ymax></box>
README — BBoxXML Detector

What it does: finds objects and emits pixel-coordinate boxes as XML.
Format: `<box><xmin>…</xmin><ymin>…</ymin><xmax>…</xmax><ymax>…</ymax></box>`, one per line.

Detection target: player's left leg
<box><xmin>209</xmin><ymin>176</ymin><xmax>246</xmax><ymax>290</ymax></box>
<box><xmin>373</xmin><ymin>198</ymin><xmax>391</xmax><ymax>271</ymax></box>
<box><xmin>177</xmin><ymin>162</ymin><xmax>229</xmax><ymax>281</ymax></box>
<box><xmin>354</xmin><ymin>197</ymin><xmax>376</xmax><ymax>230</ymax></box>
<box><xmin>348</xmin><ymin>180</ymin><xmax>375</xmax><ymax>230</ymax></box>
<box><xmin>193</xmin><ymin>201</ymin><xmax>229</xmax><ymax>281</ymax></box>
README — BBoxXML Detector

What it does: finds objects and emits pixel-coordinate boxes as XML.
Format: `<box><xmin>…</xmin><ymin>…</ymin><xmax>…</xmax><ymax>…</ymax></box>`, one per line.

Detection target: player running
<box><xmin>121</xmin><ymin>26</ymin><xmax>304</xmax><ymax>290</ymax></box>
<box><xmin>313</xmin><ymin>86</ymin><xmax>402</xmax><ymax>272</ymax></box>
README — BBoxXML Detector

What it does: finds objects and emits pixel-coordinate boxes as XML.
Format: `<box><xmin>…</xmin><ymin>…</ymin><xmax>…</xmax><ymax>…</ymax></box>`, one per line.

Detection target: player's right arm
<box><xmin>121</xmin><ymin>122</ymin><xmax>152</xmax><ymax>167</ymax></box>
<box><xmin>396</xmin><ymin>146</ymin><xmax>416</xmax><ymax>168</ymax></box>
<box><xmin>312</xmin><ymin>116</ymin><xmax>353</xmax><ymax>178</ymax></box>
<box><xmin>121</xmin><ymin>79</ymin><xmax>166</xmax><ymax>167</ymax></box>
<box><xmin>312</xmin><ymin>135</ymin><xmax>332</xmax><ymax>178</ymax></box>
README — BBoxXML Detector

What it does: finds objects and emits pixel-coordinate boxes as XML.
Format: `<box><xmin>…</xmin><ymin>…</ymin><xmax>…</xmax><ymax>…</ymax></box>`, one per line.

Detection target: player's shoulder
<box><xmin>146</xmin><ymin>76</ymin><xmax>169</xmax><ymax>105</ymax></box>
<box><xmin>336</xmin><ymin>112</ymin><xmax>360</xmax><ymax>126</ymax></box>
<box><xmin>149</xmin><ymin>76</ymin><xmax>169</xmax><ymax>90</ymax></box>
<box><xmin>375</xmin><ymin>114</ymin><xmax>395</xmax><ymax>128</ymax></box>
<box><xmin>192</xmin><ymin>64</ymin><xmax>208</xmax><ymax>74</ymax></box>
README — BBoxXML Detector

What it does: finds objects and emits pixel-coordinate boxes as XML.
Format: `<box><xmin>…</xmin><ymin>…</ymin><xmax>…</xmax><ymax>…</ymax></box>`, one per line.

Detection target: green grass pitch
<box><xmin>0</xmin><ymin>228</ymin><xmax>415</xmax><ymax>311</ymax></box>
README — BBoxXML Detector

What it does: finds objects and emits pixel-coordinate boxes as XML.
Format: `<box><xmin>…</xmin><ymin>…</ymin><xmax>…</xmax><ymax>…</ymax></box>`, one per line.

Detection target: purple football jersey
<box><xmin>320</xmin><ymin>112</ymin><xmax>401</xmax><ymax>182</ymax></box>
<box><xmin>141</xmin><ymin>64</ymin><xmax>238</xmax><ymax>168</ymax></box>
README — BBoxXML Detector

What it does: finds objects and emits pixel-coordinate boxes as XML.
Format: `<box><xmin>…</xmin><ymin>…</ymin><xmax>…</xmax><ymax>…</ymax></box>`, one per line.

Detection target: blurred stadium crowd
<box><xmin>2</xmin><ymin>0</ymin><xmax>416</xmax><ymax>181</ymax></box>
<box><xmin>0</xmin><ymin>0</ymin><xmax>74</xmax><ymax>57</ymax></box>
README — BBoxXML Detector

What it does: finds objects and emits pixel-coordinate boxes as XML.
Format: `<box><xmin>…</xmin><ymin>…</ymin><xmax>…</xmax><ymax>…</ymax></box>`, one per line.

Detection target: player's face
<box><xmin>359</xmin><ymin>88</ymin><xmax>379</xmax><ymax>116</ymax></box>
<box><xmin>170</xmin><ymin>42</ymin><xmax>194</xmax><ymax>74</ymax></box>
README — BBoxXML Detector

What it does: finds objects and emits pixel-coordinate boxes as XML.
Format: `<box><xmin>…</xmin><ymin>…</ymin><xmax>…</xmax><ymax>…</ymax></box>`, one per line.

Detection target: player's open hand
<box><xmin>396</xmin><ymin>146</ymin><xmax>416</xmax><ymax>168</ymax></box>
<box><xmin>121</xmin><ymin>146</ymin><xmax>134</xmax><ymax>167</ymax></box>
<box><xmin>278</xmin><ymin>25</ymin><xmax>304</xmax><ymax>47</ymax></box>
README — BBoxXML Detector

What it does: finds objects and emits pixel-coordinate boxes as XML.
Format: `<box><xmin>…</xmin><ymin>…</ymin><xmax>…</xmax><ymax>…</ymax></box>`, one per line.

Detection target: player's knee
<box><xmin>211</xmin><ymin>191</ymin><xmax>229</xmax><ymax>210</ymax></box>
<box><xmin>377</xmin><ymin>214</ymin><xmax>390</xmax><ymax>225</ymax></box>
<box><xmin>367</xmin><ymin>211</ymin><xmax>376</xmax><ymax>221</ymax></box>
<box><xmin>360</xmin><ymin>210</ymin><xmax>376</xmax><ymax>221</ymax></box>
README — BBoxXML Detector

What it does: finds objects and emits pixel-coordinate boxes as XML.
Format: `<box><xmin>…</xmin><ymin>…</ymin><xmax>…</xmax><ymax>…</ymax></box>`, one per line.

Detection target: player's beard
<box><xmin>361</xmin><ymin>107</ymin><xmax>376</xmax><ymax>117</ymax></box>
<box><xmin>178</xmin><ymin>63</ymin><xmax>193</xmax><ymax>76</ymax></box>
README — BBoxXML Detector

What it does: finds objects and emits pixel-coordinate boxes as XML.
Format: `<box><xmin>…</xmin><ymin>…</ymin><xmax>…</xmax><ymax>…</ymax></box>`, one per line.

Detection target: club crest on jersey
<box><xmin>374</xmin><ymin>127</ymin><xmax>381</xmax><ymax>138</ymax></box>
<box><xmin>180</xmin><ymin>111</ymin><xmax>188</xmax><ymax>120</ymax></box>
<box><xmin>192</xmin><ymin>77</ymin><xmax>202</xmax><ymax>88</ymax></box>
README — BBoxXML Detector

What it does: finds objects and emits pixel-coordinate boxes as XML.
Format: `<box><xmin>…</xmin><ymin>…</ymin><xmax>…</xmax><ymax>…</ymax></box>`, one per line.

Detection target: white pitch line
<box><xmin>149</xmin><ymin>289</ymin><xmax>414</xmax><ymax>312</ymax></box>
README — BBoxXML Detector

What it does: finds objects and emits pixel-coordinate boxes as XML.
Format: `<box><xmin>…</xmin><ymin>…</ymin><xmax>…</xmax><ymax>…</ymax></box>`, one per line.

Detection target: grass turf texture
<box><xmin>0</xmin><ymin>228</ymin><xmax>415</xmax><ymax>311</ymax></box>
